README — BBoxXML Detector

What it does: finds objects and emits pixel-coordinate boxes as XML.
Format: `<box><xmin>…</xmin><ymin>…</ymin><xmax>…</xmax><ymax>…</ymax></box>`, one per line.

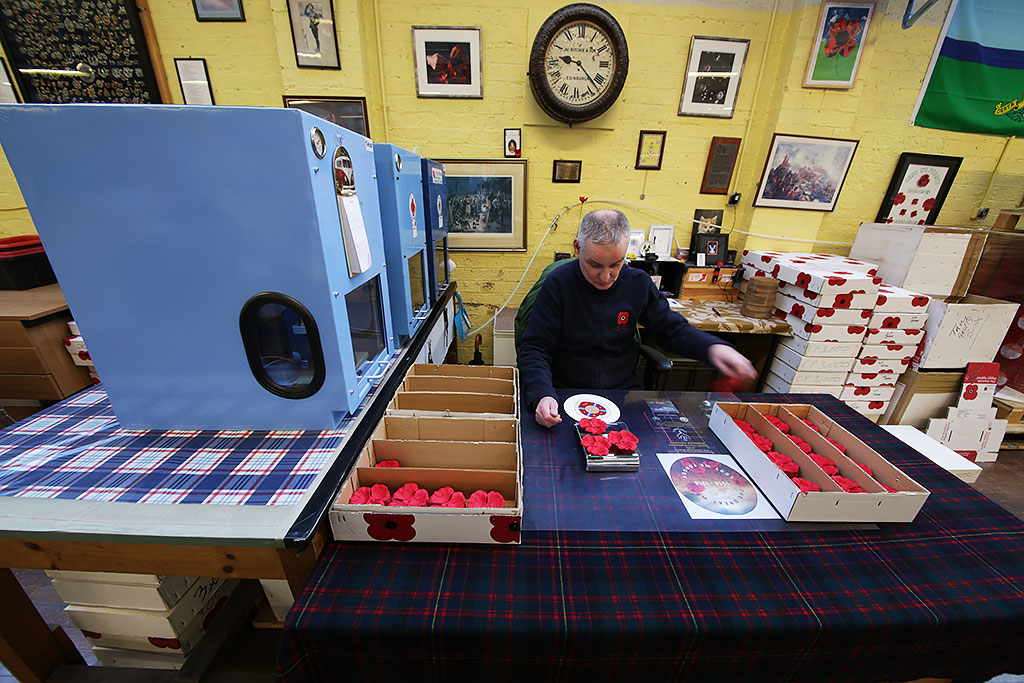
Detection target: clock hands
<box><xmin>559</xmin><ymin>54</ymin><xmax>599</xmax><ymax>90</ymax></box>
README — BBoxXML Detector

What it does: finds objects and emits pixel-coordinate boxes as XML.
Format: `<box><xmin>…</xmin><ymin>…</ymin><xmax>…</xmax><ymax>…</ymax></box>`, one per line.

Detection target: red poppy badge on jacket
<box><xmin>617</xmin><ymin>311</ymin><xmax>629</xmax><ymax>325</ymax></box>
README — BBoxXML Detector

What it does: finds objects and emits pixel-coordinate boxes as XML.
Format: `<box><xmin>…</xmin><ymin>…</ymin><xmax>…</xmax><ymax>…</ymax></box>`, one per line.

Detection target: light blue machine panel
<box><xmin>373</xmin><ymin>143</ymin><xmax>429</xmax><ymax>343</ymax></box>
<box><xmin>421</xmin><ymin>158</ymin><xmax>450</xmax><ymax>304</ymax></box>
<box><xmin>0</xmin><ymin>104</ymin><xmax>395</xmax><ymax>430</ymax></box>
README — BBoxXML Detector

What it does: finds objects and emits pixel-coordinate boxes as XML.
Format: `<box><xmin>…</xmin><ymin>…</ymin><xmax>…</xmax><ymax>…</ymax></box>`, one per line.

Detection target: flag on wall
<box><xmin>913</xmin><ymin>0</ymin><xmax>1024</xmax><ymax>137</ymax></box>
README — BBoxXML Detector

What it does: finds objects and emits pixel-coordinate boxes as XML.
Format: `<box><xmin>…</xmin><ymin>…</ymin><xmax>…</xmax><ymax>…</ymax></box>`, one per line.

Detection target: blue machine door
<box><xmin>240</xmin><ymin>293</ymin><xmax>326</xmax><ymax>398</ymax></box>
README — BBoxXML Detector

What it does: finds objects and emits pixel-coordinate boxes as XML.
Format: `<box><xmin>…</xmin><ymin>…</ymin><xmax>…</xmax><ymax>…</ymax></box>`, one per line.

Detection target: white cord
<box><xmin>464</xmin><ymin>202</ymin><xmax>578</xmax><ymax>337</ymax></box>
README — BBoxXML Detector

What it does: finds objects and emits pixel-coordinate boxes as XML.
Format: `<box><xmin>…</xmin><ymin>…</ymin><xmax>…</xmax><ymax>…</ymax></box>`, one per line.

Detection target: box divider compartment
<box><xmin>335</xmin><ymin>467</ymin><xmax>519</xmax><ymax>508</ymax></box>
<box><xmin>383</xmin><ymin>415</ymin><xmax>517</xmax><ymax>442</ymax></box>
<box><xmin>737</xmin><ymin>404</ymin><xmax>843</xmax><ymax>492</ymax></box>
<box><xmin>403</xmin><ymin>375</ymin><xmax>515</xmax><ymax>395</ymax></box>
<box><xmin>392</xmin><ymin>392</ymin><xmax>514</xmax><ymax>415</ymax></box>
<box><xmin>409</xmin><ymin>364</ymin><xmax>515</xmax><ymax>380</ymax></box>
<box><xmin>370</xmin><ymin>439</ymin><xmax>517</xmax><ymax>471</ymax></box>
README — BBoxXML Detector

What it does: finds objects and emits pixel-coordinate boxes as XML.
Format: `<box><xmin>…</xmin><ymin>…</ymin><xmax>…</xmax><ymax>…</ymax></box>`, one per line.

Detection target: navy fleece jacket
<box><xmin>518</xmin><ymin>260</ymin><xmax>727</xmax><ymax>408</ymax></box>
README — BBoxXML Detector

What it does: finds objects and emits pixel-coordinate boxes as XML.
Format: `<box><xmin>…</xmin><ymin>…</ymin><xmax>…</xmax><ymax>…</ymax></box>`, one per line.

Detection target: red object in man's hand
<box><xmin>711</xmin><ymin>374</ymin><xmax>748</xmax><ymax>392</ymax></box>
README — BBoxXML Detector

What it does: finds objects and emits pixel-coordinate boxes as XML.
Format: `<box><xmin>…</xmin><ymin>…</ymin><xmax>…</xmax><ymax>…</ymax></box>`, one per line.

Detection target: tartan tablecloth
<box><xmin>276</xmin><ymin>393</ymin><xmax>1024</xmax><ymax>682</ymax></box>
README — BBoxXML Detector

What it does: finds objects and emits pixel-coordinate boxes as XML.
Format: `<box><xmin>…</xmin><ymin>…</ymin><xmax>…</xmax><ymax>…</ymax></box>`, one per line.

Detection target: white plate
<box><xmin>562</xmin><ymin>394</ymin><xmax>620</xmax><ymax>423</ymax></box>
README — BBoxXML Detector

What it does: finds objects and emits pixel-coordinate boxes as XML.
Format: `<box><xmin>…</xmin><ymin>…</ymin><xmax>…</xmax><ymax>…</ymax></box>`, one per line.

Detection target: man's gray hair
<box><xmin>577</xmin><ymin>209</ymin><xmax>631</xmax><ymax>246</ymax></box>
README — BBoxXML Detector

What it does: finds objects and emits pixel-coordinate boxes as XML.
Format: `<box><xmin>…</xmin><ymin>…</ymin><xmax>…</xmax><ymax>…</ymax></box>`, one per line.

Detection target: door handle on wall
<box><xmin>19</xmin><ymin>62</ymin><xmax>96</xmax><ymax>84</ymax></box>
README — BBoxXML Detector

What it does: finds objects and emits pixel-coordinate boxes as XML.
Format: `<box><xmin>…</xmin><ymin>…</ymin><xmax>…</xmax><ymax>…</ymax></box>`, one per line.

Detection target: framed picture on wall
<box><xmin>875</xmin><ymin>152</ymin><xmax>962</xmax><ymax>225</ymax></box>
<box><xmin>504</xmin><ymin>128</ymin><xmax>521</xmax><ymax>158</ymax></box>
<box><xmin>635</xmin><ymin>130</ymin><xmax>666</xmax><ymax>170</ymax></box>
<box><xmin>700</xmin><ymin>136</ymin><xmax>741</xmax><ymax>194</ymax></box>
<box><xmin>286</xmin><ymin>0</ymin><xmax>340</xmax><ymax>69</ymax></box>
<box><xmin>678</xmin><ymin>36</ymin><xmax>750</xmax><ymax>118</ymax></box>
<box><xmin>552</xmin><ymin>160</ymin><xmax>582</xmax><ymax>183</ymax></box>
<box><xmin>174</xmin><ymin>58</ymin><xmax>214</xmax><ymax>105</ymax></box>
<box><xmin>0</xmin><ymin>58</ymin><xmax>19</xmax><ymax>103</ymax></box>
<box><xmin>191</xmin><ymin>0</ymin><xmax>244</xmax><ymax>21</ymax></box>
<box><xmin>438</xmin><ymin>159</ymin><xmax>526</xmax><ymax>251</ymax></box>
<box><xmin>754</xmin><ymin>133</ymin><xmax>858</xmax><ymax>211</ymax></box>
<box><xmin>412</xmin><ymin>26</ymin><xmax>482</xmax><ymax>98</ymax></box>
<box><xmin>804</xmin><ymin>2</ymin><xmax>875</xmax><ymax>88</ymax></box>
<box><xmin>284</xmin><ymin>96</ymin><xmax>370</xmax><ymax>137</ymax></box>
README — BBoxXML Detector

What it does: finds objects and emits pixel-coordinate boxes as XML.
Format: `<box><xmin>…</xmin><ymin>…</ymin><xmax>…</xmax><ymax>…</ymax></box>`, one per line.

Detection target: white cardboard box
<box><xmin>841</xmin><ymin>385</ymin><xmax>897</xmax><ymax>402</ymax></box>
<box><xmin>780</xmin><ymin>336</ymin><xmax>863</xmax><ymax>358</ymax></box>
<box><xmin>763</xmin><ymin>372</ymin><xmax>842</xmax><ymax>398</ymax></box>
<box><xmin>860</xmin><ymin>343</ymin><xmax>917</xmax><ymax>361</ymax></box>
<box><xmin>850</xmin><ymin>223</ymin><xmax>973</xmax><ymax>297</ymax></box>
<box><xmin>51</xmin><ymin>576</ymin><xmax>199</xmax><ymax>611</ymax></box>
<box><xmin>852</xmin><ymin>356</ymin><xmax>909</xmax><ymax>373</ymax></box>
<box><xmin>915</xmin><ymin>295</ymin><xmax>1018</xmax><ymax>370</ymax></box>
<box><xmin>92</xmin><ymin>647</ymin><xmax>185</xmax><ymax>670</ymax></box>
<box><xmin>845</xmin><ymin>400</ymin><xmax>889</xmax><ymax>418</ymax></box>
<box><xmin>777</xmin><ymin>281</ymin><xmax>877</xmax><ymax>310</ymax></box>
<box><xmin>846</xmin><ymin>372</ymin><xmax>899</xmax><ymax>387</ymax></box>
<box><xmin>774</xmin><ymin>310</ymin><xmax>867</xmax><ymax>342</ymax></box>
<box><xmin>867</xmin><ymin>312</ymin><xmax>929</xmax><ymax>329</ymax></box>
<box><xmin>711</xmin><ymin>402</ymin><xmax>929</xmax><ymax>522</ymax></box>
<box><xmin>770</xmin><ymin>356</ymin><xmax>848</xmax><ymax>386</ymax></box>
<box><xmin>882</xmin><ymin>425</ymin><xmax>983</xmax><ymax>483</ymax></box>
<box><xmin>865</xmin><ymin>327</ymin><xmax>926</xmax><ymax>345</ymax></box>
<box><xmin>775</xmin><ymin>342</ymin><xmax>856</xmax><ymax>373</ymax></box>
<box><xmin>774</xmin><ymin>293</ymin><xmax>872</xmax><ymax>325</ymax></box>
<box><xmin>46</xmin><ymin>571</ymin><xmax>171</xmax><ymax>586</ymax></box>
<box><xmin>874</xmin><ymin>284</ymin><xmax>932</xmax><ymax>314</ymax></box>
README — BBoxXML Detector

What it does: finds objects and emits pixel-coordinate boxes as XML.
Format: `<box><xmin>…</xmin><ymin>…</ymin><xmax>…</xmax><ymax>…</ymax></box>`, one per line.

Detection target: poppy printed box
<box><xmin>741</xmin><ymin>251</ymin><xmax>881</xmax><ymax>299</ymax></box>
<box><xmin>773</xmin><ymin>310</ymin><xmax>867</xmax><ymax>343</ymax></box>
<box><xmin>774</xmin><ymin>293</ymin><xmax>874</xmax><ymax>325</ymax></box>
<box><xmin>710</xmin><ymin>402</ymin><xmax>929</xmax><ymax>523</ymax></box>
<box><xmin>874</xmin><ymin>283</ymin><xmax>931</xmax><ymax>314</ymax></box>
<box><xmin>781</xmin><ymin>337</ymin><xmax>863</xmax><ymax>359</ymax></box>
<box><xmin>777</xmin><ymin>282</ymin><xmax>877</xmax><ymax>310</ymax></box>
<box><xmin>330</xmin><ymin>364</ymin><xmax>523</xmax><ymax>545</ymax></box>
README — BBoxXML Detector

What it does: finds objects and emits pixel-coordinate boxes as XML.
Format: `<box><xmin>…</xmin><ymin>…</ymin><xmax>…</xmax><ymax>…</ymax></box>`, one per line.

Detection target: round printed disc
<box><xmin>669</xmin><ymin>456</ymin><xmax>758</xmax><ymax>515</ymax></box>
<box><xmin>562</xmin><ymin>394</ymin><xmax>620</xmax><ymax>423</ymax></box>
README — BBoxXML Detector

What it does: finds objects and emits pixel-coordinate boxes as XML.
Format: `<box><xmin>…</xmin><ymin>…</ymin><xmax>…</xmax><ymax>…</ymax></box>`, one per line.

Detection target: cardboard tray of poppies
<box><xmin>330</xmin><ymin>364</ymin><xmax>523</xmax><ymax>545</ymax></box>
<box><xmin>709</xmin><ymin>402</ymin><xmax>929</xmax><ymax>523</ymax></box>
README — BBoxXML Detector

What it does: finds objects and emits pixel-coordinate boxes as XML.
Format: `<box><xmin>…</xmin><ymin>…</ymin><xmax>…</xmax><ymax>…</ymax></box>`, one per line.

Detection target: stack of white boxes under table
<box><xmin>47</xmin><ymin>570</ymin><xmax>239</xmax><ymax>670</ymax></box>
<box><xmin>741</xmin><ymin>251</ymin><xmax>931</xmax><ymax>421</ymax></box>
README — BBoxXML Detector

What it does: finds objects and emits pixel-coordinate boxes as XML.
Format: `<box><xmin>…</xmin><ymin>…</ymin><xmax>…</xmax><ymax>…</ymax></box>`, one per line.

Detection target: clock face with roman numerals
<box><xmin>529</xmin><ymin>4</ymin><xmax>629</xmax><ymax>124</ymax></box>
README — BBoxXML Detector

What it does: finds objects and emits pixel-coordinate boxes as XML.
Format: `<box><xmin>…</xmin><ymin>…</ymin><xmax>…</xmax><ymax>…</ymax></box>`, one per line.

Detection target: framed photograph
<box><xmin>174</xmin><ymin>58</ymin><xmax>214</xmax><ymax>105</ymax></box>
<box><xmin>191</xmin><ymin>0</ymin><xmax>244</xmax><ymax>21</ymax></box>
<box><xmin>438</xmin><ymin>159</ymin><xmax>526</xmax><ymax>251</ymax></box>
<box><xmin>284</xmin><ymin>96</ymin><xmax>369</xmax><ymax>137</ymax></box>
<box><xmin>875</xmin><ymin>153</ymin><xmax>962</xmax><ymax>225</ymax></box>
<box><xmin>635</xmin><ymin>130</ymin><xmax>666</xmax><ymax>170</ymax></box>
<box><xmin>0</xmin><ymin>57</ymin><xmax>19</xmax><ymax>103</ymax></box>
<box><xmin>804</xmin><ymin>2</ymin><xmax>875</xmax><ymax>88</ymax></box>
<box><xmin>552</xmin><ymin>160</ymin><xmax>582</xmax><ymax>184</ymax></box>
<box><xmin>412</xmin><ymin>26</ymin><xmax>482</xmax><ymax>99</ymax></box>
<box><xmin>286</xmin><ymin>0</ymin><xmax>340</xmax><ymax>69</ymax></box>
<box><xmin>701</xmin><ymin>136</ymin><xmax>741</xmax><ymax>194</ymax></box>
<box><xmin>693</xmin><ymin>209</ymin><xmax>724</xmax><ymax>230</ymax></box>
<box><xmin>504</xmin><ymin>128</ymin><xmax>521</xmax><ymax>158</ymax></box>
<box><xmin>678</xmin><ymin>36</ymin><xmax>750</xmax><ymax>118</ymax></box>
<box><xmin>754</xmin><ymin>133</ymin><xmax>859</xmax><ymax>211</ymax></box>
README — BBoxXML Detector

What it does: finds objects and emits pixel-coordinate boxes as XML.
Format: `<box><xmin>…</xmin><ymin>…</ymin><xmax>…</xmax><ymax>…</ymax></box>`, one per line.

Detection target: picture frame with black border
<box><xmin>678</xmin><ymin>36</ymin><xmax>750</xmax><ymax>118</ymax></box>
<box><xmin>700</xmin><ymin>136</ymin><xmax>741</xmax><ymax>194</ymax></box>
<box><xmin>504</xmin><ymin>128</ymin><xmax>521</xmax><ymax>158</ymax></box>
<box><xmin>174</xmin><ymin>58</ymin><xmax>214</xmax><ymax>105</ymax></box>
<box><xmin>284</xmin><ymin>95</ymin><xmax>370</xmax><ymax>137</ymax></box>
<box><xmin>412</xmin><ymin>26</ymin><xmax>482</xmax><ymax>99</ymax></box>
<box><xmin>804</xmin><ymin>1</ymin><xmax>876</xmax><ymax>89</ymax></box>
<box><xmin>286</xmin><ymin>0</ymin><xmax>340</xmax><ymax>70</ymax></box>
<box><xmin>0</xmin><ymin>57</ymin><xmax>19</xmax><ymax>103</ymax></box>
<box><xmin>635</xmin><ymin>130</ymin><xmax>666</xmax><ymax>170</ymax></box>
<box><xmin>191</xmin><ymin>0</ymin><xmax>245</xmax><ymax>22</ymax></box>
<box><xmin>552</xmin><ymin>159</ymin><xmax>582</xmax><ymax>183</ymax></box>
<box><xmin>438</xmin><ymin>159</ymin><xmax>527</xmax><ymax>251</ymax></box>
<box><xmin>754</xmin><ymin>133</ymin><xmax>858</xmax><ymax>212</ymax></box>
<box><xmin>875</xmin><ymin>152</ymin><xmax>961</xmax><ymax>225</ymax></box>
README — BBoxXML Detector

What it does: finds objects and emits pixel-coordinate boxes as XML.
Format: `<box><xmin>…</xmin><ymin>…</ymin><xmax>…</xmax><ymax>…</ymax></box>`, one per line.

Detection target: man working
<box><xmin>519</xmin><ymin>209</ymin><xmax>757</xmax><ymax>428</ymax></box>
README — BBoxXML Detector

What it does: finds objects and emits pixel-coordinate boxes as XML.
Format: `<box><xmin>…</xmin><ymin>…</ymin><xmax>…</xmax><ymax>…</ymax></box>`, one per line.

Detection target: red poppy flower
<box><xmin>490</xmin><ymin>515</ymin><xmax>521</xmax><ymax>543</ymax></box>
<box><xmin>917</xmin><ymin>174</ymin><xmax>930</xmax><ymax>187</ymax></box>
<box><xmin>761</xmin><ymin>254</ymin><xmax>772</xmax><ymax>263</ymax></box>
<box><xmin>832</xmin><ymin>475</ymin><xmax>866</xmax><ymax>493</ymax></box>
<box><xmin>824</xmin><ymin>18</ymin><xmax>862</xmax><ymax>57</ymax></box>
<box><xmin>791</xmin><ymin>303</ymin><xmax>805</xmax><ymax>317</ymax></box>
<box><xmin>827</xmin><ymin>277</ymin><xmax>847</xmax><ymax>287</ymax></box>
<box><xmin>882</xmin><ymin>316</ymin><xmax>900</xmax><ymax>329</ymax></box>
<box><xmin>579</xmin><ymin>417</ymin><xmax>608</xmax><ymax>434</ymax></box>
<box><xmin>766</xmin><ymin>451</ymin><xmax>799</xmax><ymax>478</ymax></box>
<box><xmin>854</xmin><ymin>387</ymin><xmax>871</xmax><ymax>396</ymax></box>
<box><xmin>584</xmin><ymin>435</ymin><xmax>611</xmax><ymax>456</ymax></box>
<box><xmin>617</xmin><ymin>311</ymin><xmax>629</xmax><ymax>325</ymax></box>
<box><xmin>765</xmin><ymin>416</ymin><xmax>790</xmax><ymax>433</ymax></box>
<box><xmin>429</xmin><ymin>486</ymin><xmax>455</xmax><ymax>506</ymax></box>
<box><xmin>793</xmin><ymin>477</ymin><xmax>821</xmax><ymax>493</ymax></box>
<box><xmin>733</xmin><ymin>418</ymin><xmax>756</xmax><ymax>434</ymax></box>
<box><xmin>375</xmin><ymin>459</ymin><xmax>400</xmax><ymax>468</ymax></box>
<box><xmin>607</xmin><ymin>429</ymin><xmax>639</xmax><ymax>452</ymax></box>
<box><xmin>825</xmin><ymin>436</ymin><xmax>846</xmax><ymax>453</ymax></box>
<box><xmin>876</xmin><ymin>294</ymin><xmax>887</xmax><ymax>306</ymax></box>
<box><xmin>868</xmin><ymin>401</ymin><xmax>884</xmax><ymax>409</ymax></box>
<box><xmin>795</xmin><ymin>272</ymin><xmax>812</xmax><ymax>288</ymax></box>
<box><xmin>772</xmin><ymin>264</ymin><xmax>781</xmax><ymax>277</ymax></box>
<box><xmin>364</xmin><ymin>513</ymin><xmax>417</xmax><ymax>541</ymax></box>
<box><xmin>804</xmin><ymin>289</ymin><xmax>817</xmax><ymax>300</ymax></box>
<box><xmin>834</xmin><ymin>293</ymin><xmax>852</xmax><ymax>308</ymax></box>
<box><xmin>848</xmin><ymin>326</ymin><xmax>865</xmax><ymax>334</ymax></box>
<box><xmin>579</xmin><ymin>196</ymin><xmax>588</xmax><ymax>204</ymax></box>
<box><xmin>350</xmin><ymin>486</ymin><xmax>372</xmax><ymax>504</ymax></box>
<box><xmin>445</xmin><ymin>491</ymin><xmax>467</xmax><ymax>508</ymax></box>
<box><xmin>805</xmin><ymin>323</ymin><xmax>822</xmax><ymax>333</ymax></box>
<box><xmin>892</xmin><ymin>192</ymin><xmax>906</xmax><ymax>206</ymax></box>
<box><xmin>912</xmin><ymin>295</ymin><xmax>929</xmax><ymax>307</ymax></box>
<box><xmin>390</xmin><ymin>483</ymin><xmax>428</xmax><ymax>507</ymax></box>
<box><xmin>809</xmin><ymin>452</ymin><xmax>839</xmax><ymax>475</ymax></box>
<box><xmin>882</xmin><ymin>484</ymin><xmax>898</xmax><ymax>493</ymax></box>
<box><xmin>751</xmin><ymin>434</ymin><xmax>774</xmax><ymax>452</ymax></box>
<box><xmin>486</xmin><ymin>491</ymin><xmax>505</xmax><ymax>507</ymax></box>
<box><xmin>467</xmin><ymin>490</ymin><xmax>489</xmax><ymax>507</ymax></box>
<box><xmin>923</xmin><ymin>198</ymin><xmax>935</xmax><ymax>211</ymax></box>
<box><xmin>963</xmin><ymin>385</ymin><xmax>978</xmax><ymax>400</ymax></box>
<box><xmin>856</xmin><ymin>461</ymin><xmax>873</xmax><ymax>477</ymax></box>
<box><xmin>148</xmin><ymin>636</ymin><xmax>181</xmax><ymax>649</ymax></box>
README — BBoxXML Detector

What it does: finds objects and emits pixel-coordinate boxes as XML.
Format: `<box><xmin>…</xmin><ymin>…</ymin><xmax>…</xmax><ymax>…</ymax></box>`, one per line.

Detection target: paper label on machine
<box><xmin>340</xmin><ymin>194</ymin><xmax>373</xmax><ymax>275</ymax></box>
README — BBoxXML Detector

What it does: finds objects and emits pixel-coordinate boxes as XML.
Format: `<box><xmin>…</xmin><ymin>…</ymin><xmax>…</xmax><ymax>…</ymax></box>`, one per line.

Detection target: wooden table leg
<box><xmin>0</xmin><ymin>568</ymin><xmax>84</xmax><ymax>682</ymax></box>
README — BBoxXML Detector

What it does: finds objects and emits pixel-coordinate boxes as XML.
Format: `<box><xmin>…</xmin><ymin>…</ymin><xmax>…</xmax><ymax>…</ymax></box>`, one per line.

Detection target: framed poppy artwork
<box><xmin>804</xmin><ymin>2</ymin><xmax>875</xmax><ymax>88</ymax></box>
<box><xmin>438</xmin><ymin>159</ymin><xmax>527</xmax><ymax>251</ymax></box>
<box><xmin>678</xmin><ymin>36</ymin><xmax>750</xmax><ymax>118</ymax></box>
<box><xmin>413</xmin><ymin>26</ymin><xmax>483</xmax><ymax>98</ymax></box>
<box><xmin>875</xmin><ymin>153</ymin><xmax>962</xmax><ymax>225</ymax></box>
<box><xmin>754</xmin><ymin>133</ymin><xmax>858</xmax><ymax>212</ymax></box>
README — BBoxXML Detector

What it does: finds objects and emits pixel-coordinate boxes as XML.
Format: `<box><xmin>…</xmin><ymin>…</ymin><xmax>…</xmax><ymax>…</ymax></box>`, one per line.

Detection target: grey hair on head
<box><xmin>577</xmin><ymin>209</ymin><xmax>631</xmax><ymax>247</ymax></box>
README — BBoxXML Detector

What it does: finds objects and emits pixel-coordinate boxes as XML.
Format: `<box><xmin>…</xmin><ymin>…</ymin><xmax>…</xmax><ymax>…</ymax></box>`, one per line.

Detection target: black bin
<box><xmin>0</xmin><ymin>235</ymin><xmax>58</xmax><ymax>290</ymax></box>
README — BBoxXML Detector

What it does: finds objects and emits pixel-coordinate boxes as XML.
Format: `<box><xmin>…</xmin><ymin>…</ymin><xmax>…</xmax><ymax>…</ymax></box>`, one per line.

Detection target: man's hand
<box><xmin>534</xmin><ymin>396</ymin><xmax>562</xmax><ymax>428</ymax></box>
<box><xmin>708</xmin><ymin>344</ymin><xmax>758</xmax><ymax>389</ymax></box>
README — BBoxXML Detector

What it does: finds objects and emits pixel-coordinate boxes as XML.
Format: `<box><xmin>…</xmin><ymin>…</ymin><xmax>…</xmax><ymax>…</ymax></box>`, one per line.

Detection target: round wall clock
<box><xmin>528</xmin><ymin>3</ymin><xmax>629</xmax><ymax>125</ymax></box>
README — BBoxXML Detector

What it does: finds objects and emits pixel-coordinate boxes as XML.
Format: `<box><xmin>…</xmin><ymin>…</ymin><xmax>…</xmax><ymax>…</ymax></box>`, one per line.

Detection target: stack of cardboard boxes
<box><xmin>923</xmin><ymin>362</ymin><xmax>1008</xmax><ymax>463</ymax></box>
<box><xmin>63</xmin><ymin>320</ymin><xmax>99</xmax><ymax>384</ymax></box>
<box><xmin>741</xmin><ymin>251</ymin><xmax>930</xmax><ymax>422</ymax></box>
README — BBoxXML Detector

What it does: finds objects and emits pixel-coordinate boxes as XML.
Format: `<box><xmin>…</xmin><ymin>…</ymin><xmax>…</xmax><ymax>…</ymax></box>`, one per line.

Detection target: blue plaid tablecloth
<box><xmin>276</xmin><ymin>392</ymin><xmax>1024</xmax><ymax>683</ymax></box>
<box><xmin>0</xmin><ymin>385</ymin><xmax>357</xmax><ymax>506</ymax></box>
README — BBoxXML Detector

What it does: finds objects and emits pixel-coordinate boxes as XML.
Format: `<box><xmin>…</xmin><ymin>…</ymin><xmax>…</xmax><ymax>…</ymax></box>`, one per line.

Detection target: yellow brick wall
<box><xmin>0</xmin><ymin>0</ymin><xmax>1021</xmax><ymax>365</ymax></box>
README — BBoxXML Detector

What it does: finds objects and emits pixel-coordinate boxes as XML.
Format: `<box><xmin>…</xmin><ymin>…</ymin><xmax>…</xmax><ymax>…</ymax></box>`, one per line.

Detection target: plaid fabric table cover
<box><xmin>276</xmin><ymin>393</ymin><xmax>1024</xmax><ymax>682</ymax></box>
